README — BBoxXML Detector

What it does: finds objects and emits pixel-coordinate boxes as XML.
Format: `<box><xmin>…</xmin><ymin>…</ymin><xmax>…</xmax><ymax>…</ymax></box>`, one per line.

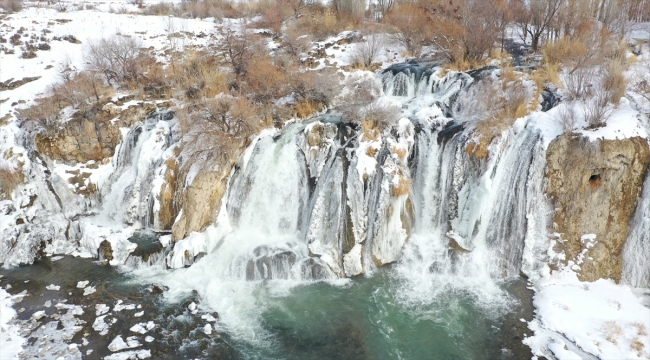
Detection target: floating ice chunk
<box><xmin>46</xmin><ymin>284</ymin><xmax>60</xmax><ymax>291</ymax></box>
<box><xmin>108</xmin><ymin>336</ymin><xmax>129</xmax><ymax>352</ymax></box>
<box><xmin>76</xmin><ymin>281</ymin><xmax>89</xmax><ymax>288</ymax></box>
<box><xmin>92</xmin><ymin>315</ymin><xmax>110</xmax><ymax>336</ymax></box>
<box><xmin>144</xmin><ymin>336</ymin><xmax>154</xmax><ymax>343</ymax></box>
<box><xmin>32</xmin><ymin>310</ymin><xmax>46</xmax><ymax>320</ymax></box>
<box><xmin>114</xmin><ymin>300</ymin><xmax>136</xmax><ymax>312</ymax></box>
<box><xmin>44</xmin><ymin>300</ymin><xmax>51</xmax><ymax>308</ymax></box>
<box><xmin>203</xmin><ymin>324</ymin><xmax>212</xmax><ymax>335</ymax></box>
<box><xmin>96</xmin><ymin>304</ymin><xmax>110</xmax><ymax>316</ymax></box>
<box><xmin>83</xmin><ymin>286</ymin><xmax>96</xmax><ymax>296</ymax></box>
<box><xmin>188</xmin><ymin>302</ymin><xmax>197</xmax><ymax>312</ymax></box>
<box><xmin>51</xmin><ymin>256</ymin><xmax>64</xmax><ymax>261</ymax></box>
<box><xmin>134</xmin><ymin>311</ymin><xmax>144</xmax><ymax>317</ymax></box>
<box><xmin>125</xmin><ymin>336</ymin><xmax>141</xmax><ymax>348</ymax></box>
<box><xmin>130</xmin><ymin>324</ymin><xmax>146</xmax><ymax>334</ymax></box>
<box><xmin>104</xmin><ymin>349</ymin><xmax>151</xmax><ymax>360</ymax></box>
<box><xmin>201</xmin><ymin>314</ymin><xmax>216</xmax><ymax>322</ymax></box>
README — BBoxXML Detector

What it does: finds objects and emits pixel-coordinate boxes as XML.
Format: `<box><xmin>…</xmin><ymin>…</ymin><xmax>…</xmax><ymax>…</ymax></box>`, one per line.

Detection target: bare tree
<box><xmin>351</xmin><ymin>31</ymin><xmax>386</xmax><ymax>68</ymax></box>
<box><xmin>85</xmin><ymin>35</ymin><xmax>144</xmax><ymax>85</ymax></box>
<box><xmin>218</xmin><ymin>26</ymin><xmax>263</xmax><ymax>79</ymax></box>
<box><xmin>516</xmin><ymin>0</ymin><xmax>562</xmax><ymax>52</ymax></box>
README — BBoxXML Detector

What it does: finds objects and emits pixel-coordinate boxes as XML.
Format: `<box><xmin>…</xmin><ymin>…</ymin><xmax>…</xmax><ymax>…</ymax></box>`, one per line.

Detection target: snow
<box><xmin>95</xmin><ymin>303</ymin><xmax>110</xmax><ymax>316</ymax></box>
<box><xmin>83</xmin><ymin>286</ymin><xmax>96</xmax><ymax>296</ymax></box>
<box><xmin>0</xmin><ymin>287</ymin><xmax>26</xmax><ymax>360</ymax></box>
<box><xmin>108</xmin><ymin>334</ymin><xmax>143</xmax><ymax>353</ymax></box>
<box><xmin>104</xmin><ymin>349</ymin><xmax>151</xmax><ymax>360</ymax></box>
<box><xmin>524</xmin><ymin>267</ymin><xmax>650</xmax><ymax>360</ymax></box>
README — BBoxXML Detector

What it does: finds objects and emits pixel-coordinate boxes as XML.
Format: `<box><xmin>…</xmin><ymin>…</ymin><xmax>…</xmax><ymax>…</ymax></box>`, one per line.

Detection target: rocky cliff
<box><xmin>546</xmin><ymin>134</ymin><xmax>650</xmax><ymax>282</ymax></box>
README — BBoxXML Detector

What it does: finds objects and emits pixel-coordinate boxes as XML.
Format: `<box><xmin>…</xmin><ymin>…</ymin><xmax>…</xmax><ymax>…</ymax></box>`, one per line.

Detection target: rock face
<box><xmin>171</xmin><ymin>169</ymin><xmax>231</xmax><ymax>241</ymax></box>
<box><xmin>35</xmin><ymin>102</ymin><xmax>159</xmax><ymax>163</ymax></box>
<box><xmin>546</xmin><ymin>134</ymin><xmax>650</xmax><ymax>282</ymax></box>
<box><xmin>171</xmin><ymin>142</ymin><xmax>248</xmax><ymax>241</ymax></box>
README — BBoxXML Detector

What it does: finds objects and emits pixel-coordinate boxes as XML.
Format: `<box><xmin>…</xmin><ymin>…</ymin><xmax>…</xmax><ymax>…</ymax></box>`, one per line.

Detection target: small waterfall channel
<box><xmin>76</xmin><ymin>109</ymin><xmax>176</xmax><ymax>266</ymax></box>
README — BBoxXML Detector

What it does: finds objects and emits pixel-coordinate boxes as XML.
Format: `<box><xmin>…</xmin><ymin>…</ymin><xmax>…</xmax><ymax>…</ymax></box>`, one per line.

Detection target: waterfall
<box><xmin>167</xmin><ymin>64</ymin><xmax>552</xmax><ymax>287</ymax></box>
<box><xmin>622</xmin><ymin>172</ymin><xmax>650</xmax><ymax>288</ymax></box>
<box><xmin>76</xmin><ymin>110</ymin><xmax>176</xmax><ymax>263</ymax></box>
<box><xmin>100</xmin><ymin>110</ymin><xmax>175</xmax><ymax>228</ymax></box>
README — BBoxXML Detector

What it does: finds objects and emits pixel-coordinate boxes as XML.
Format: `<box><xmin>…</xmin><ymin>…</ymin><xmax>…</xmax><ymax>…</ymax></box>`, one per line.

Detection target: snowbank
<box><xmin>525</xmin><ymin>268</ymin><xmax>650</xmax><ymax>359</ymax></box>
<box><xmin>0</xmin><ymin>287</ymin><xmax>25</xmax><ymax>359</ymax></box>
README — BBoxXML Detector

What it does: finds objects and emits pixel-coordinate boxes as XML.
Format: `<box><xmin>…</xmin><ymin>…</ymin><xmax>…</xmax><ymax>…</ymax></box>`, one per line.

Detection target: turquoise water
<box><xmin>0</xmin><ymin>257</ymin><xmax>532</xmax><ymax>359</ymax></box>
<box><xmin>229</xmin><ymin>272</ymin><xmax>530</xmax><ymax>360</ymax></box>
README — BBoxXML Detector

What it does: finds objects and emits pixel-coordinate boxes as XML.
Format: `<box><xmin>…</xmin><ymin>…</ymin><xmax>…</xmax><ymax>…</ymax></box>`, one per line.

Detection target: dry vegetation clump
<box><xmin>455</xmin><ymin>72</ymin><xmax>534</xmax><ymax>158</ymax></box>
<box><xmin>391</xmin><ymin>172</ymin><xmax>410</xmax><ymax>196</ymax></box>
<box><xmin>0</xmin><ymin>166</ymin><xmax>24</xmax><ymax>199</ymax></box>
<box><xmin>350</xmin><ymin>25</ymin><xmax>386</xmax><ymax>69</ymax></box>
<box><xmin>603</xmin><ymin>321</ymin><xmax>624</xmax><ymax>345</ymax></box>
<box><xmin>85</xmin><ymin>35</ymin><xmax>149</xmax><ymax>86</ymax></box>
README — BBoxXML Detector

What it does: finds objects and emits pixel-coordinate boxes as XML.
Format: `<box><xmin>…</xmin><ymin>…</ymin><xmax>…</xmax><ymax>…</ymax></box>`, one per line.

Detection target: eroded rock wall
<box><xmin>546</xmin><ymin>134</ymin><xmax>650</xmax><ymax>282</ymax></box>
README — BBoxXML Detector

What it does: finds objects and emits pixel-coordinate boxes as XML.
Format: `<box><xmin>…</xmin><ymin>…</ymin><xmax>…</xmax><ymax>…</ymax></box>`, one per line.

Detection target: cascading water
<box><xmin>622</xmin><ymin>172</ymin><xmax>650</xmax><ymax>288</ymax></box>
<box><xmin>130</xmin><ymin>64</ymin><xmax>555</xmax><ymax>358</ymax></box>
<box><xmin>76</xmin><ymin>109</ymin><xmax>176</xmax><ymax>263</ymax></box>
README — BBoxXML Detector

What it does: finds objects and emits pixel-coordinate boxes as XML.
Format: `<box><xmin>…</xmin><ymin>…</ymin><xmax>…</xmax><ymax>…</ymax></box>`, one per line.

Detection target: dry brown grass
<box><xmin>391</xmin><ymin>144</ymin><xmax>407</xmax><ymax>161</ymax></box>
<box><xmin>0</xmin><ymin>166</ymin><xmax>24</xmax><ymax>199</ymax></box>
<box><xmin>603</xmin><ymin>321</ymin><xmax>623</xmax><ymax>345</ymax></box>
<box><xmin>295</xmin><ymin>99</ymin><xmax>323</xmax><ymax>119</ymax></box>
<box><xmin>295</xmin><ymin>8</ymin><xmax>347</xmax><ymax>41</ymax></box>
<box><xmin>361</xmin><ymin>117</ymin><xmax>381</xmax><ymax>141</ymax></box>
<box><xmin>603</xmin><ymin>60</ymin><xmax>627</xmax><ymax>106</ymax></box>
<box><xmin>457</xmin><ymin>73</ymin><xmax>533</xmax><ymax>159</ymax></box>
<box><xmin>391</xmin><ymin>174</ymin><xmax>410</xmax><ymax>196</ymax></box>
<box><xmin>170</xmin><ymin>52</ymin><xmax>230</xmax><ymax>99</ymax></box>
<box><xmin>631</xmin><ymin>338</ymin><xmax>644</xmax><ymax>356</ymax></box>
<box><xmin>633</xmin><ymin>322</ymin><xmax>648</xmax><ymax>336</ymax></box>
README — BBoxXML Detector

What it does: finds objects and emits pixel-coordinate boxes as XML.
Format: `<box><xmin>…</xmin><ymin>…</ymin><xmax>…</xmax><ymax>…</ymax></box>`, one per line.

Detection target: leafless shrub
<box><xmin>564</xmin><ymin>68</ymin><xmax>595</xmax><ymax>101</ymax></box>
<box><xmin>85</xmin><ymin>35</ymin><xmax>145</xmax><ymax>85</ymax></box>
<box><xmin>559</xmin><ymin>104</ymin><xmax>577</xmax><ymax>131</ymax></box>
<box><xmin>218</xmin><ymin>27</ymin><xmax>264</xmax><ymax>78</ymax></box>
<box><xmin>178</xmin><ymin>0</ymin><xmax>240</xmax><ymax>19</ymax></box>
<box><xmin>350</xmin><ymin>31</ymin><xmax>385</xmax><ymax>69</ymax></box>
<box><xmin>279</xmin><ymin>27</ymin><xmax>312</xmax><ymax>59</ymax></box>
<box><xmin>384</xmin><ymin>3</ymin><xmax>428</xmax><ymax>57</ymax></box>
<box><xmin>144</xmin><ymin>2</ymin><xmax>176</xmax><ymax>16</ymax></box>
<box><xmin>603</xmin><ymin>60</ymin><xmax>627</xmax><ymax>106</ymax></box>
<box><xmin>52</xmin><ymin>72</ymin><xmax>103</xmax><ymax>117</ymax></box>
<box><xmin>584</xmin><ymin>87</ymin><xmax>612</xmax><ymax>128</ymax></box>
<box><xmin>128</xmin><ymin>0</ymin><xmax>144</xmax><ymax>8</ymax></box>
<box><xmin>21</xmin><ymin>50</ymin><xmax>36</xmax><ymax>59</ymax></box>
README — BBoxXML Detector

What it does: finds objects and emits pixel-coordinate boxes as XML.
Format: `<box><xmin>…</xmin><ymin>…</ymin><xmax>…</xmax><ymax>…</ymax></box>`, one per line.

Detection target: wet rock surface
<box><xmin>546</xmin><ymin>134</ymin><xmax>650</xmax><ymax>282</ymax></box>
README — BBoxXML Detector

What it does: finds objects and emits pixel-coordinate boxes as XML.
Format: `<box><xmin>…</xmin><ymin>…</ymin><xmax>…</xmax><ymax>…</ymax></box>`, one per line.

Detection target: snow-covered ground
<box><xmin>0</xmin><ymin>286</ymin><xmax>25</xmax><ymax>360</ymax></box>
<box><xmin>525</xmin><ymin>267</ymin><xmax>650</xmax><ymax>360</ymax></box>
